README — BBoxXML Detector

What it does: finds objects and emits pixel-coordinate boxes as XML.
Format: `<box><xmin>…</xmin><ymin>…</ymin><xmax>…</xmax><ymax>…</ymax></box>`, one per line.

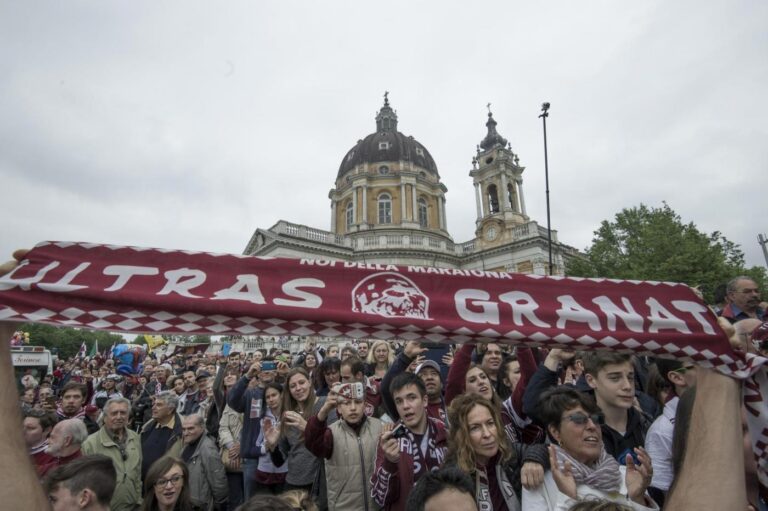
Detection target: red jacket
<box><xmin>370</xmin><ymin>417</ymin><xmax>448</xmax><ymax>511</ymax></box>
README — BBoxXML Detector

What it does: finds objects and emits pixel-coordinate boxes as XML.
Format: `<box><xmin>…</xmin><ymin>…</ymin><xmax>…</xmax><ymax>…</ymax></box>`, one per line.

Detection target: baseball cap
<box><xmin>415</xmin><ymin>360</ymin><xmax>441</xmax><ymax>376</ymax></box>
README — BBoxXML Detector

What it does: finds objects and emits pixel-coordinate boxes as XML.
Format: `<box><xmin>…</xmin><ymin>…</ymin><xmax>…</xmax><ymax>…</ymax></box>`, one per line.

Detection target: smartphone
<box><xmin>261</xmin><ymin>361</ymin><xmax>277</xmax><ymax>371</ymax></box>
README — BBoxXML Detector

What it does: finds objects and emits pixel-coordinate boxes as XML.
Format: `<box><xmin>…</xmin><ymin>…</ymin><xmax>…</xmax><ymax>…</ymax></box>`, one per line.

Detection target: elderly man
<box><xmin>141</xmin><ymin>390</ymin><xmax>183</xmax><ymax>479</ymax></box>
<box><xmin>81</xmin><ymin>397</ymin><xmax>142</xmax><ymax>511</ymax></box>
<box><xmin>720</xmin><ymin>276</ymin><xmax>765</xmax><ymax>323</ymax></box>
<box><xmin>181</xmin><ymin>414</ymin><xmax>228</xmax><ymax>511</ymax></box>
<box><xmin>38</xmin><ymin>418</ymin><xmax>88</xmax><ymax>477</ymax></box>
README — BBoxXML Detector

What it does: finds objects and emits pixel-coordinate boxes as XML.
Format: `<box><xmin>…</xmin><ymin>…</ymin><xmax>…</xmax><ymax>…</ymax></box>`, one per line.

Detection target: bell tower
<box><xmin>470</xmin><ymin>108</ymin><xmax>529</xmax><ymax>248</ymax></box>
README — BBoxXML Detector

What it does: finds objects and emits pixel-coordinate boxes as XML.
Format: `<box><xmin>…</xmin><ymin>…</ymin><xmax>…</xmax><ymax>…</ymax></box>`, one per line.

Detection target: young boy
<box><xmin>305</xmin><ymin>382</ymin><xmax>384</xmax><ymax>511</ymax></box>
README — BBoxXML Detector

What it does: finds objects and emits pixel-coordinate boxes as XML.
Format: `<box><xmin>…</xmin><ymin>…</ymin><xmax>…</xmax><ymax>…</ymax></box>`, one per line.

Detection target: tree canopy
<box><xmin>16</xmin><ymin>323</ymin><xmax>127</xmax><ymax>359</ymax></box>
<box><xmin>566</xmin><ymin>203</ymin><xmax>767</xmax><ymax>303</ymax></box>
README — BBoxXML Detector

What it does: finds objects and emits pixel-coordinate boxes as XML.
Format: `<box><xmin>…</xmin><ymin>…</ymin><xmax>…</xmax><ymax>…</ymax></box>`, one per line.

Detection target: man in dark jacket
<box><xmin>140</xmin><ymin>391</ymin><xmax>183</xmax><ymax>479</ymax></box>
<box><xmin>226</xmin><ymin>360</ymin><xmax>273</xmax><ymax>500</ymax></box>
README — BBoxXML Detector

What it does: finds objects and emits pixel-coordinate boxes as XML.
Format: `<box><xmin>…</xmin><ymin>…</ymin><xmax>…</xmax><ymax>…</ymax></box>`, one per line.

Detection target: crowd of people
<box><xmin>7</xmin><ymin>272</ymin><xmax>768</xmax><ymax>510</ymax></box>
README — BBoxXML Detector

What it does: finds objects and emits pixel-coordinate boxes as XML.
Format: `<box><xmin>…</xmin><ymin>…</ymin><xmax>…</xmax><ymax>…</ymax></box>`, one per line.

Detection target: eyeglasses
<box><xmin>154</xmin><ymin>475</ymin><xmax>183</xmax><ymax>488</ymax></box>
<box><xmin>562</xmin><ymin>412</ymin><xmax>604</xmax><ymax>426</ymax></box>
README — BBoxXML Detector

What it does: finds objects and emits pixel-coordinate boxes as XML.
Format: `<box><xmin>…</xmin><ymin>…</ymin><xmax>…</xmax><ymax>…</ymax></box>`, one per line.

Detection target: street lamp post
<box><xmin>539</xmin><ymin>102</ymin><xmax>553</xmax><ymax>275</ymax></box>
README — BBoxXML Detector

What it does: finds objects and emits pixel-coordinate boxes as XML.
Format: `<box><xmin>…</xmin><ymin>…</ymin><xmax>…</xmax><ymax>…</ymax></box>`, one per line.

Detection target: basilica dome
<box><xmin>337</xmin><ymin>95</ymin><xmax>439</xmax><ymax>179</ymax></box>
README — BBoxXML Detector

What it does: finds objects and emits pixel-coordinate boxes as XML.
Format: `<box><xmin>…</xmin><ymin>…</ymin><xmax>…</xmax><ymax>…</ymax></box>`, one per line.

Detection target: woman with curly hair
<box><xmin>312</xmin><ymin>357</ymin><xmax>340</xmax><ymax>397</ymax></box>
<box><xmin>444</xmin><ymin>393</ymin><xmax>548</xmax><ymax>510</ymax></box>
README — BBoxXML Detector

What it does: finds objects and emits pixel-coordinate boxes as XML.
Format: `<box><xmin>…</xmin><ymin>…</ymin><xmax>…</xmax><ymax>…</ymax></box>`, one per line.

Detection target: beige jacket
<box><xmin>82</xmin><ymin>427</ymin><xmax>142</xmax><ymax>511</ymax></box>
<box><xmin>326</xmin><ymin>417</ymin><xmax>383</xmax><ymax>511</ymax></box>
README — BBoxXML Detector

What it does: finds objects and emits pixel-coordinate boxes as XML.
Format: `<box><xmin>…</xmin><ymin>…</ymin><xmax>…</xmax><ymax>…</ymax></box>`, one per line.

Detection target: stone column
<box><xmin>362</xmin><ymin>186</ymin><xmax>368</xmax><ymax>224</ymax></box>
<box><xmin>352</xmin><ymin>187</ymin><xmax>358</xmax><ymax>224</ymax></box>
<box><xmin>330</xmin><ymin>200</ymin><xmax>337</xmax><ymax>232</ymax></box>
<box><xmin>400</xmin><ymin>183</ymin><xmax>407</xmax><ymax>222</ymax></box>
<box><xmin>517</xmin><ymin>179</ymin><xmax>527</xmax><ymax>216</ymax></box>
<box><xmin>473</xmin><ymin>182</ymin><xmax>482</xmax><ymax>220</ymax></box>
<box><xmin>411</xmin><ymin>185</ymin><xmax>417</xmax><ymax>222</ymax></box>
<box><xmin>500</xmin><ymin>173</ymin><xmax>509</xmax><ymax>211</ymax></box>
<box><xmin>440</xmin><ymin>196</ymin><xmax>448</xmax><ymax>230</ymax></box>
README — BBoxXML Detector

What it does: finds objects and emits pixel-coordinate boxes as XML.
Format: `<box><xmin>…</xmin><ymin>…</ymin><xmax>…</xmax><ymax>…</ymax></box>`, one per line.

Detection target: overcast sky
<box><xmin>2</xmin><ymin>1</ymin><xmax>766</xmax><ymax>271</ymax></box>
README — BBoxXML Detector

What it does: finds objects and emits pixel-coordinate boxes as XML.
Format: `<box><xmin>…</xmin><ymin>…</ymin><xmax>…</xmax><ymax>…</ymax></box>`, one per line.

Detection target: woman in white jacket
<box><xmin>522</xmin><ymin>387</ymin><xmax>658</xmax><ymax>511</ymax></box>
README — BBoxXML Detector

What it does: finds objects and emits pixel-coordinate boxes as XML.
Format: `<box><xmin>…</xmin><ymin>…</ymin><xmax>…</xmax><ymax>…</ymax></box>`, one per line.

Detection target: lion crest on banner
<box><xmin>351</xmin><ymin>272</ymin><xmax>430</xmax><ymax>320</ymax></box>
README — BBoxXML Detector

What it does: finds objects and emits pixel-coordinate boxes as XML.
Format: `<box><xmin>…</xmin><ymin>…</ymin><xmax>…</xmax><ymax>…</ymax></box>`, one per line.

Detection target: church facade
<box><xmin>243</xmin><ymin>96</ymin><xmax>578</xmax><ymax>275</ymax></box>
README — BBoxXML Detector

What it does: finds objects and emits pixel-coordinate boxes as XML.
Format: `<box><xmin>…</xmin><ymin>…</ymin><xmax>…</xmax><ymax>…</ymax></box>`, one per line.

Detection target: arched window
<box><xmin>487</xmin><ymin>184</ymin><xmax>500</xmax><ymax>214</ymax></box>
<box><xmin>378</xmin><ymin>193</ymin><xmax>392</xmax><ymax>224</ymax></box>
<box><xmin>418</xmin><ymin>198</ymin><xmax>428</xmax><ymax>228</ymax></box>
<box><xmin>507</xmin><ymin>183</ymin><xmax>518</xmax><ymax>212</ymax></box>
<box><xmin>345</xmin><ymin>202</ymin><xmax>354</xmax><ymax>228</ymax></box>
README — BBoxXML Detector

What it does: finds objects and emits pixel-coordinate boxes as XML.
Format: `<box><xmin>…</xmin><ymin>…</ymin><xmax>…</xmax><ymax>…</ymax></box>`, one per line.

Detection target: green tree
<box><xmin>17</xmin><ymin>323</ymin><xmax>126</xmax><ymax>359</ymax></box>
<box><xmin>566</xmin><ymin>203</ymin><xmax>767</xmax><ymax>303</ymax></box>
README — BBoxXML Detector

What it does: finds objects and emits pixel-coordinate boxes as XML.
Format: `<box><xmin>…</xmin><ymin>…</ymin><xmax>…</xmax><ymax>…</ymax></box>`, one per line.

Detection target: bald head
<box><xmin>46</xmin><ymin>419</ymin><xmax>88</xmax><ymax>457</ymax></box>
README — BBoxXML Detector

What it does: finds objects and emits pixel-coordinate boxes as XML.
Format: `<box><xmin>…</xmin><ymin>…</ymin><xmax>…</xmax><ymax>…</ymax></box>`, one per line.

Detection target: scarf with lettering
<box><xmin>475</xmin><ymin>458</ymin><xmax>520</xmax><ymax>511</ymax></box>
<box><xmin>1</xmin><ymin>241</ymin><xmax>767</xmax><ymax>491</ymax></box>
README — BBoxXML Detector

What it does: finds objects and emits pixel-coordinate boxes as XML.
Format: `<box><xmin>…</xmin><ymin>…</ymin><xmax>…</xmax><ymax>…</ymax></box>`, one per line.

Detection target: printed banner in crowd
<box><xmin>1</xmin><ymin>241</ymin><xmax>767</xmax><ymax>490</ymax></box>
<box><xmin>0</xmin><ymin>241</ymin><xmax>757</xmax><ymax>374</ymax></box>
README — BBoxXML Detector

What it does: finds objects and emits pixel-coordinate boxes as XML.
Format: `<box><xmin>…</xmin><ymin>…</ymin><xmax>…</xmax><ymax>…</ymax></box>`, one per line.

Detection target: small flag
<box><xmin>144</xmin><ymin>335</ymin><xmax>166</xmax><ymax>353</ymax></box>
<box><xmin>89</xmin><ymin>340</ymin><xmax>99</xmax><ymax>358</ymax></box>
<box><xmin>76</xmin><ymin>341</ymin><xmax>87</xmax><ymax>358</ymax></box>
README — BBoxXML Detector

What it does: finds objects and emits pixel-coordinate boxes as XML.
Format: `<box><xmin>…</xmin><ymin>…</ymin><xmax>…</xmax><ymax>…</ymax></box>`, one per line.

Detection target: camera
<box><xmin>391</xmin><ymin>422</ymin><xmax>408</xmax><ymax>439</ymax></box>
<box><xmin>261</xmin><ymin>361</ymin><xmax>277</xmax><ymax>371</ymax></box>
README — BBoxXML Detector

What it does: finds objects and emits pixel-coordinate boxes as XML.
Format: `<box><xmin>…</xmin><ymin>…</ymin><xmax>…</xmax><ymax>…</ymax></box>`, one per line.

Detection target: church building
<box><xmin>244</xmin><ymin>95</ymin><xmax>577</xmax><ymax>275</ymax></box>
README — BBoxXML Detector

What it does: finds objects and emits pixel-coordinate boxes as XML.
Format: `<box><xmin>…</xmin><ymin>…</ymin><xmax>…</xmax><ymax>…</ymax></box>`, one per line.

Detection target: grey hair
<box><xmin>182</xmin><ymin>414</ymin><xmax>205</xmax><ymax>428</ymax></box>
<box><xmin>155</xmin><ymin>390</ymin><xmax>179</xmax><ymax>410</ymax></box>
<box><xmin>727</xmin><ymin>276</ymin><xmax>756</xmax><ymax>294</ymax></box>
<box><xmin>104</xmin><ymin>397</ymin><xmax>132</xmax><ymax>413</ymax></box>
<box><xmin>60</xmin><ymin>418</ymin><xmax>89</xmax><ymax>445</ymax></box>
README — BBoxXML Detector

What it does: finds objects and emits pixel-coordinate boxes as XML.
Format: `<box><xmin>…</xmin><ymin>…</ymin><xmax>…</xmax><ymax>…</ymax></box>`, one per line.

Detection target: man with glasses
<box><xmin>81</xmin><ymin>397</ymin><xmax>142</xmax><ymax>511</ymax></box>
<box><xmin>720</xmin><ymin>276</ymin><xmax>765</xmax><ymax>324</ymax></box>
<box><xmin>645</xmin><ymin>358</ymin><xmax>697</xmax><ymax>503</ymax></box>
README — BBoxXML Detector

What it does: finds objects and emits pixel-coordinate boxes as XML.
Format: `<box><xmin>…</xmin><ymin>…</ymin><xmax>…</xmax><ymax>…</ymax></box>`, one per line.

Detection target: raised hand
<box><xmin>548</xmin><ymin>445</ymin><xmax>577</xmax><ymax>500</ymax></box>
<box><xmin>625</xmin><ymin>447</ymin><xmax>653</xmax><ymax>504</ymax></box>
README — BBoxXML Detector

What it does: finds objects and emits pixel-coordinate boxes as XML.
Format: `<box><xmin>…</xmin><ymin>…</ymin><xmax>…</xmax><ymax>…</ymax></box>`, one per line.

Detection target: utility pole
<box><xmin>539</xmin><ymin>102</ymin><xmax>553</xmax><ymax>275</ymax></box>
<box><xmin>759</xmin><ymin>233</ymin><xmax>768</xmax><ymax>267</ymax></box>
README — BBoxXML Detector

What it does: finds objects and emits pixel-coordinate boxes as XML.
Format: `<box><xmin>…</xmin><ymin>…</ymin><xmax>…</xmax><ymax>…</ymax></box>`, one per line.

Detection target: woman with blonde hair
<box><xmin>445</xmin><ymin>393</ymin><xmax>547</xmax><ymax>510</ymax></box>
<box><xmin>366</xmin><ymin>339</ymin><xmax>394</xmax><ymax>380</ymax></box>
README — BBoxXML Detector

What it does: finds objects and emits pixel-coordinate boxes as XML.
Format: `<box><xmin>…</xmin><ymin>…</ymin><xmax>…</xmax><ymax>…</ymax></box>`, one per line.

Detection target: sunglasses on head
<box><xmin>563</xmin><ymin>412</ymin><xmax>604</xmax><ymax>426</ymax></box>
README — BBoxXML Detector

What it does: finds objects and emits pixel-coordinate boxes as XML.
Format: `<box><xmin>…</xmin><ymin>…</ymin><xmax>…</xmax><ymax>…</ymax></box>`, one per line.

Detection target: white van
<box><xmin>11</xmin><ymin>346</ymin><xmax>54</xmax><ymax>389</ymax></box>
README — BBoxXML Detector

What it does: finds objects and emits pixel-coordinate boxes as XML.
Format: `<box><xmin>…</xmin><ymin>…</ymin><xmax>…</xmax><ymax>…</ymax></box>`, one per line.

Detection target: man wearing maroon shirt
<box><xmin>38</xmin><ymin>418</ymin><xmax>86</xmax><ymax>478</ymax></box>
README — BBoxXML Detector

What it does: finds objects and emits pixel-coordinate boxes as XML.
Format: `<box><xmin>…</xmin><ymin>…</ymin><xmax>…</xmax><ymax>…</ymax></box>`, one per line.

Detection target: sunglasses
<box><xmin>563</xmin><ymin>412</ymin><xmax>604</xmax><ymax>426</ymax></box>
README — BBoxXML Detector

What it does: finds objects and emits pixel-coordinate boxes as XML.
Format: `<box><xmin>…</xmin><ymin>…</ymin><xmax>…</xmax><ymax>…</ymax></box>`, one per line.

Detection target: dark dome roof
<box><xmin>337</xmin><ymin>131</ymin><xmax>439</xmax><ymax>179</ymax></box>
<box><xmin>337</xmin><ymin>95</ymin><xmax>439</xmax><ymax>179</ymax></box>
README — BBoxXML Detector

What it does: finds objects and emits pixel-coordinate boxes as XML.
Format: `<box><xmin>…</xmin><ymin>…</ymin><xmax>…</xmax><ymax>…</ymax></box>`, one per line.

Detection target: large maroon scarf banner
<box><xmin>2</xmin><ymin>241</ymin><xmax>768</xmax><ymax>490</ymax></box>
<box><xmin>0</xmin><ymin>241</ymin><xmax>757</xmax><ymax>373</ymax></box>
